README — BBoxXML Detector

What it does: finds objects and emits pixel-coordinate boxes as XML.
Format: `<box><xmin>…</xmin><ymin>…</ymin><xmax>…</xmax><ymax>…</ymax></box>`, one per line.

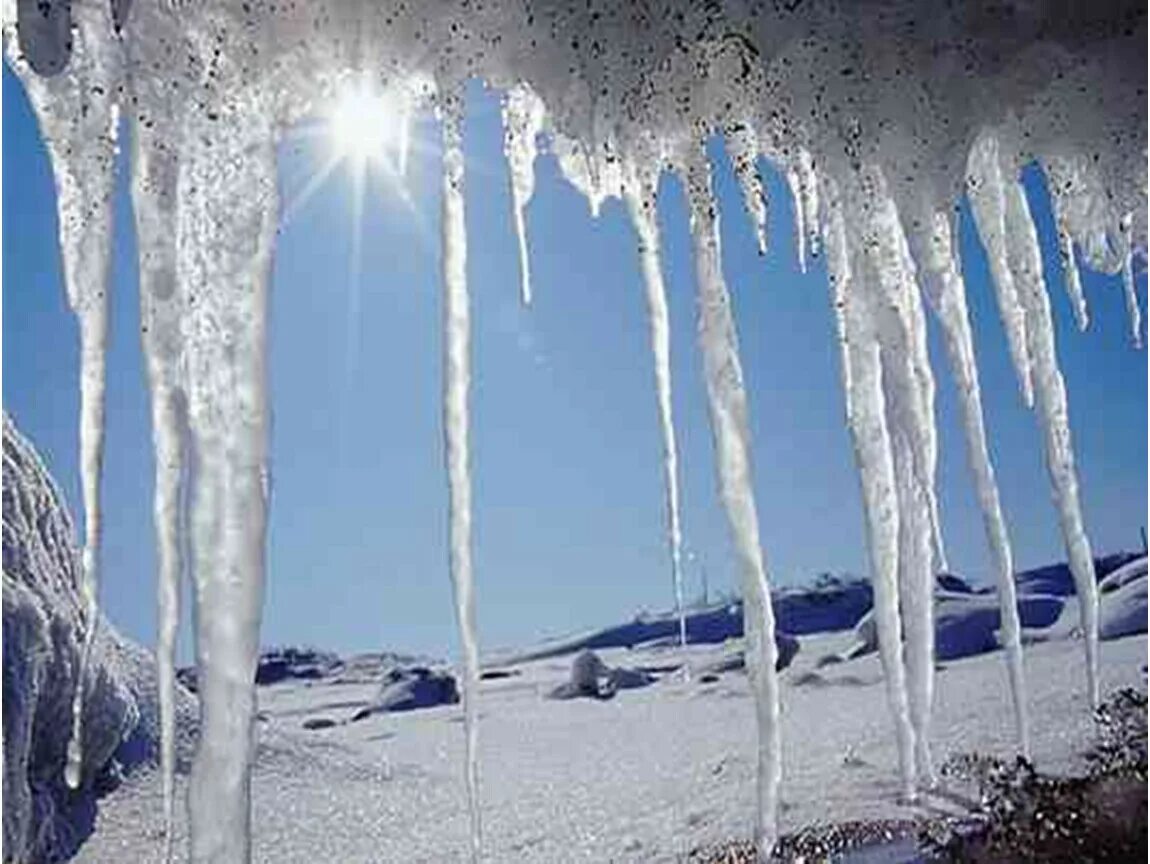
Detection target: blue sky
<box><xmin>4</xmin><ymin>69</ymin><xmax>1146</xmax><ymax>660</ymax></box>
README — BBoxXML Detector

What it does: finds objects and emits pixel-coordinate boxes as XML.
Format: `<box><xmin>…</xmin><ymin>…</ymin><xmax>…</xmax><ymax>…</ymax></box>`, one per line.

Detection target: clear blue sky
<box><xmin>4</xmin><ymin>70</ymin><xmax>1146</xmax><ymax>660</ymax></box>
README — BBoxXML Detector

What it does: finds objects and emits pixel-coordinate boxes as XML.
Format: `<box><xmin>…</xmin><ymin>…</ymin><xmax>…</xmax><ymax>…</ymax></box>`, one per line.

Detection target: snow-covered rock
<box><xmin>842</xmin><ymin>592</ymin><xmax>1064</xmax><ymax>662</ymax></box>
<box><xmin>1099</xmin><ymin>574</ymin><xmax>1148</xmax><ymax>641</ymax></box>
<box><xmin>1014</xmin><ymin>553</ymin><xmax>1141</xmax><ymax>597</ymax></box>
<box><xmin>2</xmin><ymin>414</ymin><xmax>195</xmax><ymax>862</ymax></box>
<box><xmin>1099</xmin><ymin>557</ymin><xmax>1148</xmax><ymax>595</ymax></box>
<box><xmin>350</xmin><ymin>666</ymin><xmax>460</xmax><ymax>720</ymax></box>
<box><xmin>548</xmin><ymin>650</ymin><xmax>659</xmax><ymax>700</ymax></box>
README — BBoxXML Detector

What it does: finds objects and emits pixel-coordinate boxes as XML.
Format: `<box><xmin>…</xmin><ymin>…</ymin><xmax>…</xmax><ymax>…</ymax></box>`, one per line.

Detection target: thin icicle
<box><xmin>823</xmin><ymin>183</ymin><xmax>918</xmax><ymax>801</ymax></box>
<box><xmin>683</xmin><ymin>148</ymin><xmax>780</xmax><ymax>858</ymax></box>
<box><xmin>785</xmin><ymin>163</ymin><xmax>807</xmax><ymax>273</ymax></box>
<box><xmin>130</xmin><ymin>120</ymin><xmax>185</xmax><ymax>857</ymax></box>
<box><xmin>726</xmin><ymin>123</ymin><xmax>768</xmax><ymax>254</ymax></box>
<box><xmin>177</xmin><ymin>111</ymin><xmax>277</xmax><ymax>862</ymax></box>
<box><xmin>503</xmin><ymin>84</ymin><xmax>545</xmax><ymax>305</ymax></box>
<box><xmin>1120</xmin><ymin>213</ymin><xmax>1142</xmax><ymax>348</ymax></box>
<box><xmin>916</xmin><ymin>209</ymin><xmax>1030</xmax><ymax>757</ymax></box>
<box><xmin>967</xmin><ymin>134</ymin><xmax>1035</xmax><ymax>407</ymax></box>
<box><xmin>1048</xmin><ymin>185</ymin><xmax>1089</xmax><ymax>331</ymax></box>
<box><xmin>442</xmin><ymin>103</ymin><xmax>483</xmax><ymax>863</ymax></box>
<box><xmin>623</xmin><ymin>162</ymin><xmax>687</xmax><ymax>659</ymax></box>
<box><xmin>1001</xmin><ymin>177</ymin><xmax>1100</xmax><ymax>708</ymax></box>
<box><xmin>8</xmin><ymin>3</ymin><xmax>126</xmax><ymax>790</ymax></box>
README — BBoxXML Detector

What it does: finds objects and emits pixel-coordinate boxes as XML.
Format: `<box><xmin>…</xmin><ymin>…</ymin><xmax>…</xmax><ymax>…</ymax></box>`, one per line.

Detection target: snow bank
<box><xmin>2</xmin><ymin>413</ymin><xmax>196</xmax><ymax>862</ymax></box>
<box><xmin>1099</xmin><ymin>575</ymin><xmax>1148</xmax><ymax>641</ymax></box>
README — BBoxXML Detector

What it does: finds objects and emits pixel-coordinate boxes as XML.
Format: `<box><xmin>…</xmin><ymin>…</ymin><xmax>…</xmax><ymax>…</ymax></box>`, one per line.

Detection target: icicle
<box><xmin>441</xmin><ymin>101</ymin><xmax>483</xmax><ymax>863</ymax></box>
<box><xmin>623</xmin><ymin>161</ymin><xmax>688</xmax><ymax>659</ymax></box>
<box><xmin>683</xmin><ymin>147</ymin><xmax>780</xmax><ymax>858</ymax></box>
<box><xmin>967</xmin><ymin>134</ymin><xmax>1035</xmax><ymax>408</ymax></box>
<box><xmin>177</xmin><ymin>110</ymin><xmax>277</xmax><ymax>861</ymax></box>
<box><xmin>1000</xmin><ymin>177</ymin><xmax>1100</xmax><ymax>708</ymax></box>
<box><xmin>853</xmin><ymin>173</ymin><xmax>945</xmax><ymax>788</ymax></box>
<box><xmin>823</xmin><ymin>182</ymin><xmax>918</xmax><ymax>801</ymax></box>
<box><xmin>5</xmin><ymin>1</ymin><xmax>125</xmax><ymax>791</ymax></box>
<box><xmin>130</xmin><ymin>120</ymin><xmax>185</xmax><ymax>857</ymax></box>
<box><xmin>1120</xmin><ymin>213</ymin><xmax>1142</xmax><ymax>348</ymax></box>
<box><xmin>726</xmin><ymin>123</ymin><xmax>768</xmax><ymax>255</ymax></box>
<box><xmin>916</xmin><ymin>209</ymin><xmax>1030</xmax><ymax>757</ymax></box>
<box><xmin>796</xmin><ymin>147</ymin><xmax>820</xmax><ymax>263</ymax></box>
<box><xmin>1046</xmin><ymin>174</ymin><xmax>1089</xmax><ymax>331</ymax></box>
<box><xmin>503</xmin><ymin>84</ymin><xmax>545</xmax><ymax>305</ymax></box>
<box><xmin>785</xmin><ymin>163</ymin><xmax>807</xmax><ymax>273</ymax></box>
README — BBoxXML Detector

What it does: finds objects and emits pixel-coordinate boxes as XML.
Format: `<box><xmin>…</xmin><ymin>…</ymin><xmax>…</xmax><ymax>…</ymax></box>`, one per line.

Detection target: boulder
<box><xmin>2</xmin><ymin>414</ymin><xmax>195</xmax><ymax>862</ymax></box>
<box><xmin>349</xmin><ymin>666</ymin><xmax>460</xmax><ymax>720</ymax></box>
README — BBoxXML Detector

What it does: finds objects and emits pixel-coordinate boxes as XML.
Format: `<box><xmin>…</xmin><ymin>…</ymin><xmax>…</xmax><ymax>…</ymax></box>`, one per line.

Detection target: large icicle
<box><xmin>130</xmin><ymin>117</ymin><xmax>186</xmax><ymax>856</ymax></box>
<box><xmin>683</xmin><ymin>148</ymin><xmax>780</xmax><ymax>858</ymax></box>
<box><xmin>967</xmin><ymin>134</ymin><xmax>1036</xmax><ymax>408</ymax></box>
<box><xmin>823</xmin><ymin>182</ymin><xmax>918</xmax><ymax>801</ymax></box>
<box><xmin>860</xmin><ymin>175</ymin><xmax>945</xmax><ymax>786</ymax></box>
<box><xmin>623</xmin><ymin>160</ymin><xmax>688</xmax><ymax>657</ymax></box>
<box><xmin>502</xmin><ymin>84</ymin><xmax>545</xmax><ymax>305</ymax></box>
<box><xmin>441</xmin><ymin>102</ymin><xmax>483</xmax><ymax>863</ymax></box>
<box><xmin>4</xmin><ymin>2</ymin><xmax>123</xmax><ymax>791</ymax></box>
<box><xmin>177</xmin><ymin>109</ymin><xmax>278</xmax><ymax>861</ymax></box>
<box><xmin>915</xmin><ymin>209</ymin><xmax>1030</xmax><ymax>756</ymax></box>
<box><xmin>999</xmin><ymin>175</ymin><xmax>1101</xmax><ymax>708</ymax></box>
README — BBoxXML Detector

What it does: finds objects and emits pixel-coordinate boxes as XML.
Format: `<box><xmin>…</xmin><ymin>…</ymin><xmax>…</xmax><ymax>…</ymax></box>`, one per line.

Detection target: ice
<box><xmin>502</xmin><ymin>84</ymin><xmax>546</xmax><ymax>305</ymax></box>
<box><xmin>683</xmin><ymin>148</ymin><xmax>781</xmax><ymax>857</ymax></box>
<box><xmin>914</xmin><ymin>209</ymin><xmax>1031</xmax><ymax>757</ymax></box>
<box><xmin>624</xmin><ymin>161</ymin><xmax>688</xmax><ymax>658</ymax></box>
<box><xmin>822</xmin><ymin>179</ymin><xmax>917</xmax><ymax>801</ymax></box>
<box><xmin>130</xmin><ymin>121</ymin><xmax>186</xmax><ymax>857</ymax></box>
<box><xmin>177</xmin><ymin>111</ymin><xmax>278</xmax><ymax>860</ymax></box>
<box><xmin>999</xmin><ymin>173</ymin><xmax>1101</xmax><ymax>709</ymax></box>
<box><xmin>5</xmin><ymin>1</ymin><xmax>1146</xmax><ymax>860</ymax></box>
<box><xmin>440</xmin><ymin>103</ymin><xmax>483</xmax><ymax>864</ymax></box>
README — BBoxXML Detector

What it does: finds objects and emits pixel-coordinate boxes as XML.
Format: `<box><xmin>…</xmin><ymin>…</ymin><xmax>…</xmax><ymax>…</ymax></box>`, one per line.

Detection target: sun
<box><xmin>328</xmin><ymin>79</ymin><xmax>396</xmax><ymax>167</ymax></box>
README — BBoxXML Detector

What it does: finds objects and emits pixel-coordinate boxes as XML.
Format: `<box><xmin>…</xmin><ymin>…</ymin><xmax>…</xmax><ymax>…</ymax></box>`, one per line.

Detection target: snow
<box><xmin>70</xmin><ymin>629</ymin><xmax>1148</xmax><ymax>863</ymax></box>
<box><xmin>4</xmin><ymin>1</ymin><xmax>1146</xmax><ymax>859</ymax></box>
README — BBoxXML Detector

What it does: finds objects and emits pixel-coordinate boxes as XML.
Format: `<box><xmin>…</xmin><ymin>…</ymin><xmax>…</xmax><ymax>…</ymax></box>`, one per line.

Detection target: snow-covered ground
<box><xmin>73</xmin><ymin>626</ymin><xmax>1146</xmax><ymax>863</ymax></box>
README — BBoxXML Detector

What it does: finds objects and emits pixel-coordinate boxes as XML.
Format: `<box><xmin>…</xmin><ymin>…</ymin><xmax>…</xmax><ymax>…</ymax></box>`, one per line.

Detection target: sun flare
<box><xmin>328</xmin><ymin>81</ymin><xmax>395</xmax><ymax>166</ymax></box>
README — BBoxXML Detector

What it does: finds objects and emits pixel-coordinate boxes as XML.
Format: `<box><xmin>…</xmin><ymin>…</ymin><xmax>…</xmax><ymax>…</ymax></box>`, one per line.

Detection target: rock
<box><xmin>1100</xmin><ymin>574</ymin><xmax>1147</xmax><ymax>641</ymax></box>
<box><xmin>547</xmin><ymin>649</ymin><xmax>661</xmax><ymax>700</ymax></box>
<box><xmin>843</xmin><ymin>592</ymin><xmax>1065</xmax><ymax>662</ymax></box>
<box><xmin>301</xmin><ymin>717</ymin><xmax>338</xmax><ymax>731</ymax></box>
<box><xmin>1099</xmin><ymin>557</ymin><xmax>1148</xmax><ymax>595</ymax></box>
<box><xmin>1015</xmin><ymin>553</ymin><xmax>1141</xmax><ymax>597</ymax></box>
<box><xmin>349</xmin><ymin>666</ymin><xmax>460</xmax><ymax>720</ymax></box>
<box><xmin>2</xmin><ymin>414</ymin><xmax>196</xmax><ymax>862</ymax></box>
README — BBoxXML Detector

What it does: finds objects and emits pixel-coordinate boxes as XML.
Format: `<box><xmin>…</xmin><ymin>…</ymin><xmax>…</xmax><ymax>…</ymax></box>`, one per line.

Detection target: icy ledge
<box><xmin>4</xmin><ymin>1</ymin><xmax>1145</xmax><ymax>861</ymax></box>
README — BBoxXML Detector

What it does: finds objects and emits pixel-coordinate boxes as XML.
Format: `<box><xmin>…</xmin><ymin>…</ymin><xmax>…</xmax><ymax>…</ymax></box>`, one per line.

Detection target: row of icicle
<box><xmin>15</xmin><ymin>34</ymin><xmax>1139</xmax><ymax>864</ymax></box>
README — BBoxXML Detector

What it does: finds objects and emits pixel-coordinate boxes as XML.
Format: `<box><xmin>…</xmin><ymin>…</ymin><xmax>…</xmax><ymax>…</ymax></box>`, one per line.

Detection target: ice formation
<box><xmin>624</xmin><ymin>159</ymin><xmax>688</xmax><ymax>658</ymax></box>
<box><xmin>5</xmin><ymin>1</ymin><xmax>1145</xmax><ymax>861</ymax></box>
<box><xmin>440</xmin><ymin>100</ymin><xmax>483</xmax><ymax>863</ymax></box>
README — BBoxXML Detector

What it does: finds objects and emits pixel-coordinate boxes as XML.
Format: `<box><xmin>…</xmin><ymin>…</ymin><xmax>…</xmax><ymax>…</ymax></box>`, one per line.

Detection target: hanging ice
<box><xmin>726</xmin><ymin>123</ymin><xmax>769</xmax><ymax>255</ymax></box>
<box><xmin>5</xmin><ymin>2</ymin><xmax>1146</xmax><ymax>862</ymax></box>
<box><xmin>999</xmin><ymin>170</ymin><xmax>1102</xmax><ymax>708</ymax></box>
<box><xmin>913</xmin><ymin>208</ymin><xmax>1031</xmax><ymax>757</ymax></box>
<box><xmin>823</xmin><ymin>180</ymin><xmax>918</xmax><ymax>801</ymax></box>
<box><xmin>683</xmin><ymin>148</ymin><xmax>781</xmax><ymax>857</ymax></box>
<box><xmin>624</xmin><ymin>157</ymin><xmax>688</xmax><ymax>658</ymax></box>
<box><xmin>441</xmin><ymin>101</ymin><xmax>483</xmax><ymax>863</ymax></box>
<box><xmin>502</xmin><ymin>84</ymin><xmax>545</xmax><ymax>305</ymax></box>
